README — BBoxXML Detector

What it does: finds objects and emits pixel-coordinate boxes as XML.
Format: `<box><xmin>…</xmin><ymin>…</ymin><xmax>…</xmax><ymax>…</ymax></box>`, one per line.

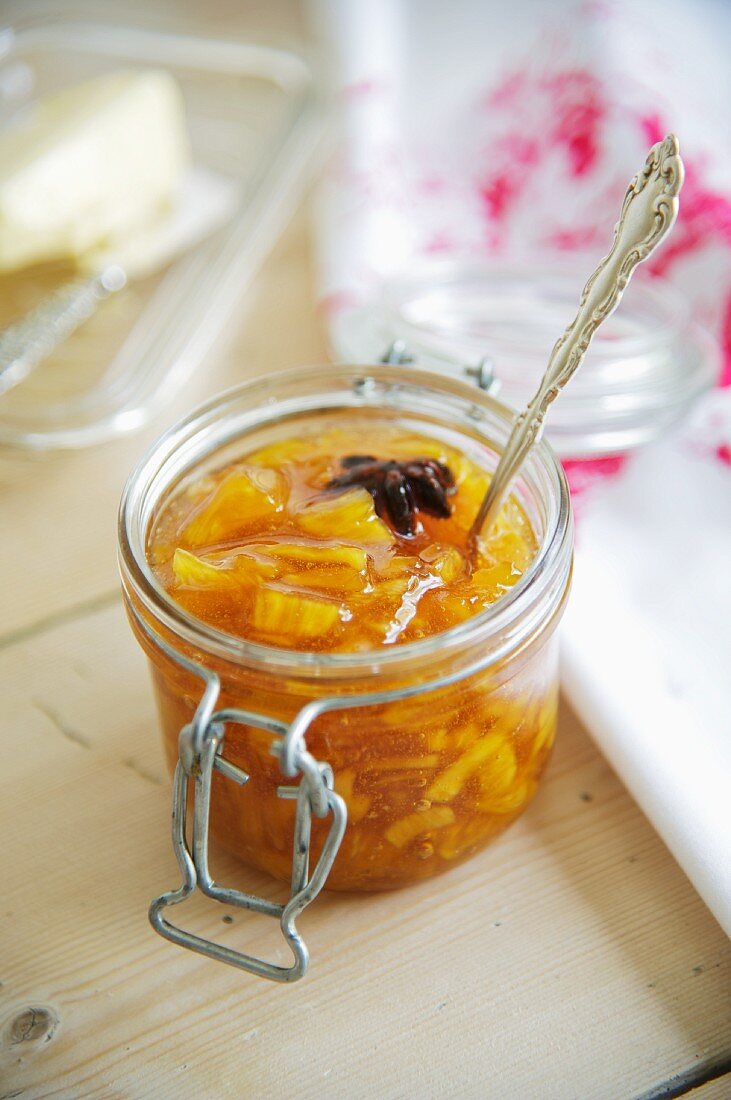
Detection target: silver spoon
<box><xmin>469</xmin><ymin>133</ymin><xmax>684</xmax><ymax>550</ymax></box>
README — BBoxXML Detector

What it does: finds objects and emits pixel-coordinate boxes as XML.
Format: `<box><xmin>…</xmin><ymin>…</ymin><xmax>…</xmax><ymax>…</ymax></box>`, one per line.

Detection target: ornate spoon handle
<box><xmin>469</xmin><ymin>133</ymin><xmax>684</xmax><ymax>548</ymax></box>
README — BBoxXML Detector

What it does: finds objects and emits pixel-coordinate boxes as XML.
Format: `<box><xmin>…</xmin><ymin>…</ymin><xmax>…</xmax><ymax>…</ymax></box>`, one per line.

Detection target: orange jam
<box><xmin>149</xmin><ymin>420</ymin><xmax>537</xmax><ymax>650</ymax></box>
<box><xmin>144</xmin><ymin>416</ymin><xmax>558</xmax><ymax>890</ymax></box>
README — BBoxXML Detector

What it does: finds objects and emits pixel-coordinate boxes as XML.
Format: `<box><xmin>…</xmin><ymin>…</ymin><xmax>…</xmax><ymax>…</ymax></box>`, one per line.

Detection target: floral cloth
<box><xmin>312</xmin><ymin>0</ymin><xmax>731</xmax><ymax>933</ymax></box>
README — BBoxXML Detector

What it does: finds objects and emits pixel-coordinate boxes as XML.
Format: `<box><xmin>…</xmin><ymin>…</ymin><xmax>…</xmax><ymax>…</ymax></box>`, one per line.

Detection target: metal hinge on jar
<box><xmin>380</xmin><ymin>339</ymin><xmax>500</xmax><ymax>394</ymax></box>
<box><xmin>133</xmin><ymin>599</ymin><xmax>501</xmax><ymax>981</ymax></box>
<box><xmin>132</xmin><ymin>606</ymin><xmax>347</xmax><ymax>983</ymax></box>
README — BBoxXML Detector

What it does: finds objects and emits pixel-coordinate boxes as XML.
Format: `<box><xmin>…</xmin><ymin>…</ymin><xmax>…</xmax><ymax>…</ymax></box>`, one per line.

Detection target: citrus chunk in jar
<box><xmin>137</xmin><ymin>403</ymin><xmax>568</xmax><ymax>891</ymax></box>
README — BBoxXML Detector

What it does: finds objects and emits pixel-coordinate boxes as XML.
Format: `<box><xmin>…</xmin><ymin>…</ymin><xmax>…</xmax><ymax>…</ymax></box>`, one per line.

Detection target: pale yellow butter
<box><xmin>0</xmin><ymin>69</ymin><xmax>190</xmax><ymax>273</ymax></box>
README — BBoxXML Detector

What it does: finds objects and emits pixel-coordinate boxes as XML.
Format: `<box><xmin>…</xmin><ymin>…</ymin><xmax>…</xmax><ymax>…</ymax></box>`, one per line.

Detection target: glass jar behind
<box><xmin>330</xmin><ymin>260</ymin><xmax>719</xmax><ymax>458</ymax></box>
<box><xmin>119</xmin><ymin>365</ymin><xmax>572</xmax><ymax>894</ymax></box>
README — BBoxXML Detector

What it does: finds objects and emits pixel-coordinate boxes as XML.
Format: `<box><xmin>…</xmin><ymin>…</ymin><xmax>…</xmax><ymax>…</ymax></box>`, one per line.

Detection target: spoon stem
<box><xmin>468</xmin><ymin>133</ymin><xmax>684</xmax><ymax>553</ymax></box>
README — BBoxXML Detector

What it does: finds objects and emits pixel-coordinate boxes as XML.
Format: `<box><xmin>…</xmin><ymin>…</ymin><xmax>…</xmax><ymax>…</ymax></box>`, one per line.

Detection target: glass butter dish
<box><xmin>0</xmin><ymin>19</ymin><xmax>319</xmax><ymax>451</ymax></box>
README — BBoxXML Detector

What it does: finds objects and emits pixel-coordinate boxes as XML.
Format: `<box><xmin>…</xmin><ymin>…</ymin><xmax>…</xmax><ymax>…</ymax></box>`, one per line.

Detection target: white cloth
<box><xmin>562</xmin><ymin>391</ymin><xmax>731</xmax><ymax>937</ymax></box>
<box><xmin>311</xmin><ymin>0</ymin><xmax>731</xmax><ymax>933</ymax></box>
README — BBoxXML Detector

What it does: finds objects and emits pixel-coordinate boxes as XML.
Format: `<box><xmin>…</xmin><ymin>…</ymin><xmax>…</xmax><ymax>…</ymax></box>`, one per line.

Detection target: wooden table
<box><xmin>1</xmin><ymin>5</ymin><xmax>730</xmax><ymax>1098</ymax></box>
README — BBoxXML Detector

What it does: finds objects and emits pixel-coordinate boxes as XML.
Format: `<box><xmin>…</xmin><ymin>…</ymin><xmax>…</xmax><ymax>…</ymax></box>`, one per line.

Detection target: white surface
<box><xmin>561</xmin><ymin>399</ymin><xmax>731</xmax><ymax>935</ymax></box>
<box><xmin>86</xmin><ymin>164</ymin><xmax>240</xmax><ymax>278</ymax></box>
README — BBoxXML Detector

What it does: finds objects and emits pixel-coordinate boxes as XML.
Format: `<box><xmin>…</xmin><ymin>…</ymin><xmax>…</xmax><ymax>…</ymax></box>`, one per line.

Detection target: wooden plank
<box><xmin>1</xmin><ymin>3</ymin><xmax>729</xmax><ymax>1093</ymax></box>
<box><xmin>686</xmin><ymin>1077</ymin><xmax>731</xmax><ymax>1100</ymax></box>
<box><xmin>1</xmin><ymin>601</ymin><xmax>729</xmax><ymax>1099</ymax></box>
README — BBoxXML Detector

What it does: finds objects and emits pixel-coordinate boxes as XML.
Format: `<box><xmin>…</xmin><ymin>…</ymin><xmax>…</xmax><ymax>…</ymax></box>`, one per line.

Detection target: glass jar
<box><xmin>330</xmin><ymin>259</ymin><xmax>718</xmax><ymax>457</ymax></box>
<box><xmin>118</xmin><ymin>364</ymin><xmax>572</xmax><ymax>979</ymax></box>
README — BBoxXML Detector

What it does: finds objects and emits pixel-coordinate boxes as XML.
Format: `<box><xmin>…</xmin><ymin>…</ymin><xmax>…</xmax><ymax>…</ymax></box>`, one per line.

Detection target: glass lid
<box><xmin>0</xmin><ymin>20</ymin><xmax>320</xmax><ymax>451</ymax></box>
<box><xmin>329</xmin><ymin>258</ymin><xmax>719</xmax><ymax>457</ymax></box>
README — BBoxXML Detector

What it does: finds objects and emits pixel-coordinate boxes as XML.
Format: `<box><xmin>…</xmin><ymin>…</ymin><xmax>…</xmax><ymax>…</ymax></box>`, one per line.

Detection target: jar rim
<box><xmin>118</xmin><ymin>364</ymin><xmax>573</xmax><ymax>680</ymax></box>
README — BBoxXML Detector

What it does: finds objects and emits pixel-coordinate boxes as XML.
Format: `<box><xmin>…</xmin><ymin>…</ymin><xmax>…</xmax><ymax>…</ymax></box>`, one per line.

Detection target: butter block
<box><xmin>0</xmin><ymin>69</ymin><xmax>190</xmax><ymax>273</ymax></box>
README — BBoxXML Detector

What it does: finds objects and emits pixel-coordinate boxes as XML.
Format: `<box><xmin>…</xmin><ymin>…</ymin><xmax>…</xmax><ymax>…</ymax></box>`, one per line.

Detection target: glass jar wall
<box><xmin>119</xmin><ymin>365</ymin><xmax>573</xmax><ymax>891</ymax></box>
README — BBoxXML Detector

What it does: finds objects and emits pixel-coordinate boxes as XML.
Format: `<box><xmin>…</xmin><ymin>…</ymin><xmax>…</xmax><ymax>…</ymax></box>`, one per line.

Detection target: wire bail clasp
<box><xmin>147</xmin><ymin>655</ymin><xmax>347</xmax><ymax>983</ymax></box>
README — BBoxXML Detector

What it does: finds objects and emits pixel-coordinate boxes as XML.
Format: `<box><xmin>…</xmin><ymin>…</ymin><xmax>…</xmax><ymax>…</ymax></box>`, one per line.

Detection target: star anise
<box><xmin>327</xmin><ymin>455</ymin><xmax>456</xmax><ymax>537</ymax></box>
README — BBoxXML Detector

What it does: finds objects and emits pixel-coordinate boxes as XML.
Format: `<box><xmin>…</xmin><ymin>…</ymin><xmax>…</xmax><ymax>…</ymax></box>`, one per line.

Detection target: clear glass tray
<box><xmin>0</xmin><ymin>20</ymin><xmax>319</xmax><ymax>450</ymax></box>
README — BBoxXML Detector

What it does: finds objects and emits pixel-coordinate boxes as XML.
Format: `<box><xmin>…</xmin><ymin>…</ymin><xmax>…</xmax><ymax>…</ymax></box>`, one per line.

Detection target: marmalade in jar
<box><xmin>144</xmin><ymin>415</ymin><xmax>558</xmax><ymax>890</ymax></box>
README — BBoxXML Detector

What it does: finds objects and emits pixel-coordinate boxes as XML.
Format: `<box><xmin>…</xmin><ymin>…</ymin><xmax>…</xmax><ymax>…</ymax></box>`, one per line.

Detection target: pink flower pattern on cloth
<box><xmin>316</xmin><ymin>0</ymin><xmax>731</xmax><ymax>483</ymax></box>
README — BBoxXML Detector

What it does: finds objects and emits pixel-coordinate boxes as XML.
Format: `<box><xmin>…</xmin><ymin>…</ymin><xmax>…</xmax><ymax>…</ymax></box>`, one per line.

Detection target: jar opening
<box><xmin>118</xmin><ymin>365</ymin><xmax>572</xmax><ymax>681</ymax></box>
